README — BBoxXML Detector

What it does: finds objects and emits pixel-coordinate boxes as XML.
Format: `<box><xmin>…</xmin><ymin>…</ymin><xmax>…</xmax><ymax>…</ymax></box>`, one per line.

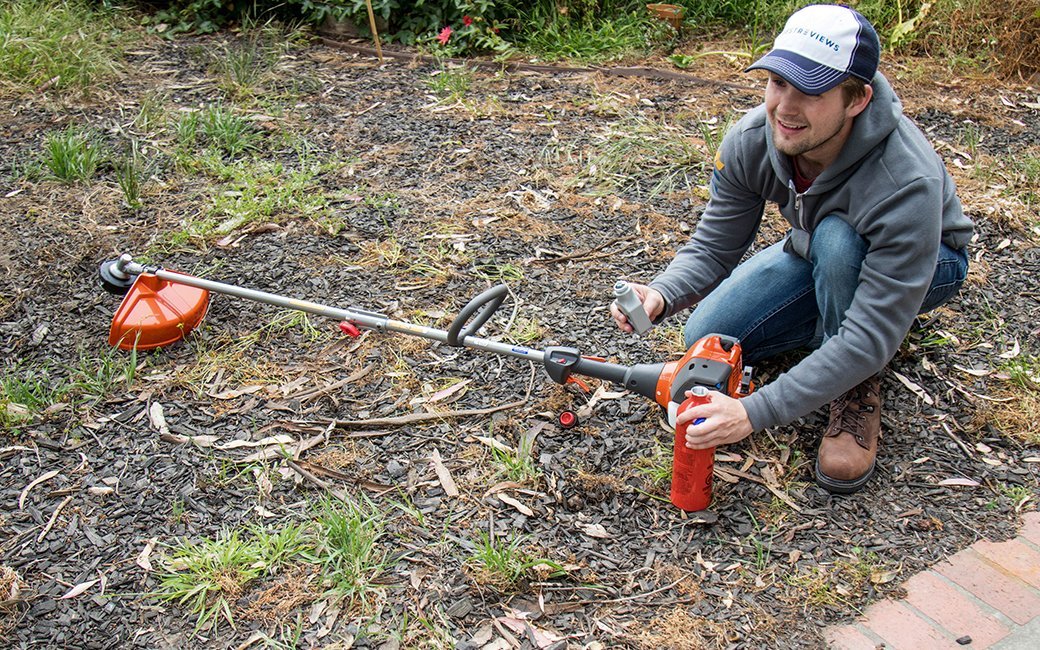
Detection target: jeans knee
<box><xmin>810</xmin><ymin>216</ymin><xmax>867</xmax><ymax>284</ymax></box>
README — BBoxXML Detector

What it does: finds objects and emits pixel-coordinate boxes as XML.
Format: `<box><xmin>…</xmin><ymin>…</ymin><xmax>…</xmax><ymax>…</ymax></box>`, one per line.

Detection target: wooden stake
<box><xmin>364</xmin><ymin>0</ymin><xmax>384</xmax><ymax>62</ymax></box>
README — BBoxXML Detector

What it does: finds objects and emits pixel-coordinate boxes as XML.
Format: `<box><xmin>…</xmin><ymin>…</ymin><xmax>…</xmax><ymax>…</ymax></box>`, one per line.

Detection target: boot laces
<box><xmin>830</xmin><ymin>382</ymin><xmax>876</xmax><ymax>448</ymax></box>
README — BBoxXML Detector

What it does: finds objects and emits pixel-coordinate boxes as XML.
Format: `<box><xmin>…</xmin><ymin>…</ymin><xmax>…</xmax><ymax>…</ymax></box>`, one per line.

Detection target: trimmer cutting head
<box><xmin>99</xmin><ymin>258</ymin><xmax>137</xmax><ymax>295</ymax></box>
<box><xmin>107</xmin><ymin>272</ymin><xmax>209</xmax><ymax>350</ymax></box>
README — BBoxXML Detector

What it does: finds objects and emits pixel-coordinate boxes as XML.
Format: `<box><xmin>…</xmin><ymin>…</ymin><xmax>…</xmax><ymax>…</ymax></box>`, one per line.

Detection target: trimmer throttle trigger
<box><xmin>739</xmin><ymin>365</ymin><xmax>753</xmax><ymax>395</ymax></box>
<box><xmin>338</xmin><ymin>321</ymin><xmax>362</xmax><ymax>337</ymax></box>
<box><xmin>565</xmin><ymin>376</ymin><xmax>591</xmax><ymax>393</ymax></box>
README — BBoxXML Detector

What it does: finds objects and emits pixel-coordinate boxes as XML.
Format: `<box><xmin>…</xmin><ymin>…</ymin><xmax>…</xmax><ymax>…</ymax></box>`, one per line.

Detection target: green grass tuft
<box><xmin>0</xmin><ymin>0</ymin><xmax>133</xmax><ymax>94</ymax></box>
<box><xmin>43</xmin><ymin>127</ymin><xmax>102</xmax><ymax>183</ymax></box>
<box><xmin>312</xmin><ymin>497</ymin><xmax>386</xmax><ymax>602</ymax></box>
<box><xmin>0</xmin><ymin>364</ymin><xmax>66</xmax><ymax>433</ymax></box>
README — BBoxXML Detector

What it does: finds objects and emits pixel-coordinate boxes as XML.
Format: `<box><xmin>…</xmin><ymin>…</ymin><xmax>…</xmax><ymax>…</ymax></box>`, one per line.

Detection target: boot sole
<box><xmin>814</xmin><ymin>457</ymin><xmax>875</xmax><ymax>494</ymax></box>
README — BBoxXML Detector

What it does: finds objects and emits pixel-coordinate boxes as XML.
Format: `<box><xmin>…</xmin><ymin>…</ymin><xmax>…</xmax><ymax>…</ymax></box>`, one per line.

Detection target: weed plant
<box><xmin>465</xmin><ymin>530</ymin><xmax>560</xmax><ymax>592</ymax></box>
<box><xmin>69</xmin><ymin>345</ymin><xmax>137</xmax><ymax>402</ymax></box>
<box><xmin>0</xmin><ymin>364</ymin><xmax>66</xmax><ymax>433</ymax></box>
<box><xmin>199</xmin><ymin>104</ymin><xmax>261</xmax><ymax>159</ymax></box>
<box><xmin>1000</xmin><ymin>356</ymin><xmax>1040</xmax><ymax>392</ymax></box>
<box><xmin>116</xmin><ymin>138</ymin><xmax>144</xmax><ymax>210</ymax></box>
<box><xmin>579</xmin><ymin>114</ymin><xmax>709</xmax><ymax>197</ymax></box>
<box><xmin>633</xmin><ymin>438</ymin><xmax>672</xmax><ymax>487</ymax></box>
<box><xmin>312</xmin><ymin>497</ymin><xmax>386</xmax><ymax>603</ymax></box>
<box><xmin>211</xmin><ymin>19</ymin><xmax>299</xmax><ymax>98</ymax></box>
<box><xmin>156</xmin><ymin>528</ymin><xmax>298</xmax><ymax>631</ymax></box>
<box><xmin>43</xmin><ymin>128</ymin><xmax>102</xmax><ymax>183</ymax></box>
<box><xmin>514</xmin><ymin>1</ymin><xmax>654</xmax><ymax>63</ymax></box>
<box><xmin>161</xmin><ymin>156</ymin><xmax>336</xmax><ymax>244</ymax></box>
<box><xmin>472</xmin><ymin>262</ymin><xmax>524</xmax><ymax>282</ymax></box>
<box><xmin>491</xmin><ymin>430</ymin><xmax>541</xmax><ymax>484</ymax></box>
<box><xmin>426</xmin><ymin>66</ymin><xmax>473</xmax><ymax>102</ymax></box>
<box><xmin>0</xmin><ymin>0</ymin><xmax>132</xmax><ymax>94</ymax></box>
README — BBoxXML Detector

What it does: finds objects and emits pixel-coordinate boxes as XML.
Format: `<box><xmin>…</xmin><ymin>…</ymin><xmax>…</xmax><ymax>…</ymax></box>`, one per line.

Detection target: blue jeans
<box><xmin>683</xmin><ymin>216</ymin><xmax>969</xmax><ymax>364</ymax></box>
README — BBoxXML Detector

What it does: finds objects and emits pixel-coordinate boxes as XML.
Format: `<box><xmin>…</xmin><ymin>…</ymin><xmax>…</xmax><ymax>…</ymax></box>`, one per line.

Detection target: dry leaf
<box><xmin>938</xmin><ymin>477</ymin><xmax>980</xmax><ymax>487</ymax></box>
<box><xmin>484</xmin><ymin>481</ymin><xmax>525</xmax><ymax>497</ymax></box>
<box><xmin>998</xmin><ymin>339</ymin><xmax>1020</xmax><ymax>359</ymax></box>
<box><xmin>430</xmin><ymin>449</ymin><xmax>459</xmax><ymax>497</ymax></box>
<box><xmin>473</xmin><ymin>435</ymin><xmax>513</xmax><ymax>454</ymax></box>
<box><xmin>954</xmin><ymin>364</ymin><xmax>991</xmax><ymax>377</ymax></box>
<box><xmin>207</xmin><ymin>385</ymin><xmax>264</xmax><ymax>400</ymax></box>
<box><xmin>496</xmin><ymin>615</ymin><xmax>563</xmax><ymax>648</ymax></box>
<box><xmin>892</xmin><ymin>371</ymin><xmax>934</xmax><ymax>405</ymax></box>
<box><xmin>760</xmin><ymin>465</ymin><xmax>780</xmax><ymax>489</ymax></box>
<box><xmin>426</xmin><ymin>379</ymin><xmax>471</xmax><ymax>404</ymax></box>
<box><xmin>498</xmin><ymin>493</ymin><xmax>533</xmax><ymax>516</ymax></box>
<box><xmin>18</xmin><ymin>469</ymin><xmax>60</xmax><ymax>510</ymax></box>
<box><xmin>148</xmin><ymin>402</ymin><xmax>170</xmax><ymax>436</ymax></box>
<box><xmin>163</xmin><ymin>432</ymin><xmax>219</xmax><ymax>447</ymax></box>
<box><xmin>59</xmin><ymin>578</ymin><xmax>99</xmax><ymax>599</ymax></box>
<box><xmin>136</xmin><ymin>537</ymin><xmax>157</xmax><ymax>572</ymax></box>
<box><xmin>870</xmin><ymin>570</ymin><xmax>898</xmax><ymax>584</ymax></box>
<box><xmin>576</xmin><ymin>522</ymin><xmax>609</xmax><ymax>538</ymax></box>
<box><xmin>215</xmin><ymin>434</ymin><xmax>295</xmax><ymax>450</ymax></box>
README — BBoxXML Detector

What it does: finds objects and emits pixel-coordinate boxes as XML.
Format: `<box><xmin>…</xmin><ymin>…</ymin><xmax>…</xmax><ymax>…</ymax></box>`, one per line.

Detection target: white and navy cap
<box><xmin>746</xmin><ymin>4</ymin><xmax>880</xmax><ymax>95</ymax></box>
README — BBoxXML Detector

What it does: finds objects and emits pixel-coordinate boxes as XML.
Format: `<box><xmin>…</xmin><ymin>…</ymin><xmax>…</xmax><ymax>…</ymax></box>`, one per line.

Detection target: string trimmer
<box><xmin>100</xmin><ymin>254</ymin><xmax>754</xmax><ymax>510</ymax></box>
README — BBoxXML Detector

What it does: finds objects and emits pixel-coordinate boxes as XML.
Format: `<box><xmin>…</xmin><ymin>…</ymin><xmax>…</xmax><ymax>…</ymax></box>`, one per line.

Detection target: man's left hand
<box><xmin>677</xmin><ymin>390</ymin><xmax>754</xmax><ymax>449</ymax></box>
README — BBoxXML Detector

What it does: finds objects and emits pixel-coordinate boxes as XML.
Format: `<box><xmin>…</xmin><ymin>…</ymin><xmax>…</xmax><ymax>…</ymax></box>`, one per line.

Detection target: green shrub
<box><xmin>144</xmin><ymin>0</ymin><xmax>285</xmax><ymax>36</ymax></box>
<box><xmin>292</xmin><ymin>0</ymin><xmax>513</xmax><ymax>54</ymax></box>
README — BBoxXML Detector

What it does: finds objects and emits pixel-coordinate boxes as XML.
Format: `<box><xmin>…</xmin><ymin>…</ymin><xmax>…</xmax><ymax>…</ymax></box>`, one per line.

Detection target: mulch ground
<box><xmin>1</xmin><ymin>27</ymin><xmax>1038</xmax><ymax>649</ymax></box>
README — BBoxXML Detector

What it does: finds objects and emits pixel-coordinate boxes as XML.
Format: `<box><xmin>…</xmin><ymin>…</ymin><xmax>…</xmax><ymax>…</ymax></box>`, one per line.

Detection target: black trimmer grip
<box><xmin>543</xmin><ymin>346</ymin><xmax>663</xmax><ymax>403</ymax></box>
<box><xmin>446</xmin><ymin>284</ymin><xmax>508</xmax><ymax>346</ymax></box>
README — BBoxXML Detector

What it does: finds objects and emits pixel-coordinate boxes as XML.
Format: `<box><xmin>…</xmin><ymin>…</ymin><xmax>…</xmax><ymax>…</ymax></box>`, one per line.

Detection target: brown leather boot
<box><xmin>815</xmin><ymin>373</ymin><xmax>881</xmax><ymax>494</ymax></box>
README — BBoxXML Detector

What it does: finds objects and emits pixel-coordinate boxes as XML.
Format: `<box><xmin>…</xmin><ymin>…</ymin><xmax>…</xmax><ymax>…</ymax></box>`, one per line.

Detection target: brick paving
<box><xmin>824</xmin><ymin>511</ymin><xmax>1040</xmax><ymax>649</ymax></box>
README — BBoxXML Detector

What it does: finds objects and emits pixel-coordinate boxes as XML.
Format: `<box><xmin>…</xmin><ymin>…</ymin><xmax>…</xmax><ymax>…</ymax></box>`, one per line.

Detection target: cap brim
<box><xmin>745</xmin><ymin>50</ymin><xmax>848</xmax><ymax>95</ymax></box>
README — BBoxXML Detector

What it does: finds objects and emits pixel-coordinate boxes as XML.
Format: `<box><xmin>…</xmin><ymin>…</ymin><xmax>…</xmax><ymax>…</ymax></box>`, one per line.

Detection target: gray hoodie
<box><xmin>649</xmin><ymin>73</ymin><xmax>974</xmax><ymax>431</ymax></box>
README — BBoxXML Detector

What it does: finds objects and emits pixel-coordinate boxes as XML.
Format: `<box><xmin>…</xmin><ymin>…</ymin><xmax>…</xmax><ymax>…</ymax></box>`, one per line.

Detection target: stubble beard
<box><xmin>770</xmin><ymin>114</ymin><xmax>848</xmax><ymax>159</ymax></box>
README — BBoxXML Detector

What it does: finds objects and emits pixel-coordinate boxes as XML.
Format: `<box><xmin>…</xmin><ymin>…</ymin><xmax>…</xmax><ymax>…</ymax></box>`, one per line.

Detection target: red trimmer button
<box><xmin>558</xmin><ymin>410</ymin><xmax>578</xmax><ymax>429</ymax></box>
<box><xmin>338</xmin><ymin>321</ymin><xmax>361</xmax><ymax>337</ymax></box>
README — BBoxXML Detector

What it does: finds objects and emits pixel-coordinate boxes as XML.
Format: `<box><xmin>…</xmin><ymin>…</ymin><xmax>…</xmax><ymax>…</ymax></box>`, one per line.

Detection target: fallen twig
<box><xmin>326</xmin><ymin>397</ymin><xmax>528</xmax><ymax>429</ymax></box>
<box><xmin>240</xmin><ymin>421</ymin><xmax>334</xmax><ymax>463</ymax></box>
<box><xmin>37</xmin><ymin>495</ymin><xmax>74</xmax><ymax>543</ymax></box>
<box><xmin>288</xmin><ymin>363</ymin><xmax>375</xmax><ymax>403</ymax></box>
<box><xmin>714</xmin><ymin>466</ymin><xmax>803</xmax><ymax>513</ymax></box>
<box><xmin>528</xmin><ymin>235</ymin><xmax>635</xmax><ymax>266</ymax></box>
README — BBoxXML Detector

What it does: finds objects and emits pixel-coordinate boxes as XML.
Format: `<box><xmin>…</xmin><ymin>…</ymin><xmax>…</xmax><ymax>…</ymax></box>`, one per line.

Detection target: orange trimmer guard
<box><xmin>108</xmin><ymin>273</ymin><xmax>210</xmax><ymax>350</ymax></box>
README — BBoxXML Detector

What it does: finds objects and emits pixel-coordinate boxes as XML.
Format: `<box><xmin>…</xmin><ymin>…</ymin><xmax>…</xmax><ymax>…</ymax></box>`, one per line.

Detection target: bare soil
<box><xmin>1</xmin><ymin>29</ymin><xmax>1039</xmax><ymax>649</ymax></box>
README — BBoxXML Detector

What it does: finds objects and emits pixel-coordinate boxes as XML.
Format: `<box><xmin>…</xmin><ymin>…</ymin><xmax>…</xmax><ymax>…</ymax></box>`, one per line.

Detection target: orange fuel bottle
<box><xmin>670</xmin><ymin>385</ymin><xmax>714</xmax><ymax>512</ymax></box>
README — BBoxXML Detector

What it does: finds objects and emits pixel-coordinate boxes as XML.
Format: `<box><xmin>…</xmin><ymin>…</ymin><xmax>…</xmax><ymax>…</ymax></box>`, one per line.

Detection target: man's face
<box><xmin>764</xmin><ymin>73</ymin><xmax>861</xmax><ymax>163</ymax></box>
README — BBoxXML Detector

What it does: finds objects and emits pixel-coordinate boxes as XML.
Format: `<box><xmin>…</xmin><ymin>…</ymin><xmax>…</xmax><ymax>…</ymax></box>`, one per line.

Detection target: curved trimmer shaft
<box><xmin>102</xmin><ymin>254</ymin><xmax>667</xmax><ymax>404</ymax></box>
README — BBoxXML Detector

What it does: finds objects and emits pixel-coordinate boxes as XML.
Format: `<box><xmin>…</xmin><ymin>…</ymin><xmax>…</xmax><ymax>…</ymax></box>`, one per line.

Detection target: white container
<box><xmin>613</xmin><ymin>281</ymin><xmax>653</xmax><ymax>335</ymax></box>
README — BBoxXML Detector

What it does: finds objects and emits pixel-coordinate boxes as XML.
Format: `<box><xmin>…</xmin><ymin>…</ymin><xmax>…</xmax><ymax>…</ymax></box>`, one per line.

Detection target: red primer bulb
<box><xmin>670</xmin><ymin>386</ymin><xmax>714</xmax><ymax>512</ymax></box>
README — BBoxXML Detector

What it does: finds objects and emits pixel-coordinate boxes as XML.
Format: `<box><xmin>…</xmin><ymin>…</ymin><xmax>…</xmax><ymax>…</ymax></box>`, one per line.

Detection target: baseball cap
<box><xmin>745</xmin><ymin>4</ymin><xmax>880</xmax><ymax>95</ymax></box>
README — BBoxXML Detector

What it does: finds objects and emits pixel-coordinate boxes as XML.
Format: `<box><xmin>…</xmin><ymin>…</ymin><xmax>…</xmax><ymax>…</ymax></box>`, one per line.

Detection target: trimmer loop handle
<box><xmin>446</xmin><ymin>284</ymin><xmax>508</xmax><ymax>347</ymax></box>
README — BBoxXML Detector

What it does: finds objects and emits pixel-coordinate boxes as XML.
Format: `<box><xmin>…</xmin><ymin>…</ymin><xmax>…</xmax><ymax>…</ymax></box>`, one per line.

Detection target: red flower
<box><xmin>437</xmin><ymin>26</ymin><xmax>452</xmax><ymax>45</ymax></box>
<box><xmin>462</xmin><ymin>15</ymin><xmax>473</xmax><ymax>26</ymax></box>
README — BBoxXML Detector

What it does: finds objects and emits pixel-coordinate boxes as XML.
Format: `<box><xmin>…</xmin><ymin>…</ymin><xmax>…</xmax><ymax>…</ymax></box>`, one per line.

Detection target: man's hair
<box><xmin>841</xmin><ymin>76</ymin><xmax>869</xmax><ymax>106</ymax></box>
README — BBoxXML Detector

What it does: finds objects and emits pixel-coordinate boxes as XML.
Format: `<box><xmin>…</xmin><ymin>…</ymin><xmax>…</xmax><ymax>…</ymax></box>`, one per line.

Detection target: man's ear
<box><xmin>847</xmin><ymin>84</ymin><xmax>874</xmax><ymax>118</ymax></box>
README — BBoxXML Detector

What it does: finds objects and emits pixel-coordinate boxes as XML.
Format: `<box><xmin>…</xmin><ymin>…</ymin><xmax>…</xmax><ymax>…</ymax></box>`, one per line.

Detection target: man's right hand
<box><xmin>610</xmin><ymin>283</ymin><xmax>665</xmax><ymax>332</ymax></box>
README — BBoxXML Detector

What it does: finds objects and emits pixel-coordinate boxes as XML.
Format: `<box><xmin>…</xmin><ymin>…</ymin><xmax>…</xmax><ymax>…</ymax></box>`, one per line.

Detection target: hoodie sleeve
<box><xmin>739</xmin><ymin>175</ymin><xmax>944</xmax><ymax>432</ymax></box>
<box><xmin>648</xmin><ymin>120</ymin><xmax>767</xmax><ymax>319</ymax></box>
